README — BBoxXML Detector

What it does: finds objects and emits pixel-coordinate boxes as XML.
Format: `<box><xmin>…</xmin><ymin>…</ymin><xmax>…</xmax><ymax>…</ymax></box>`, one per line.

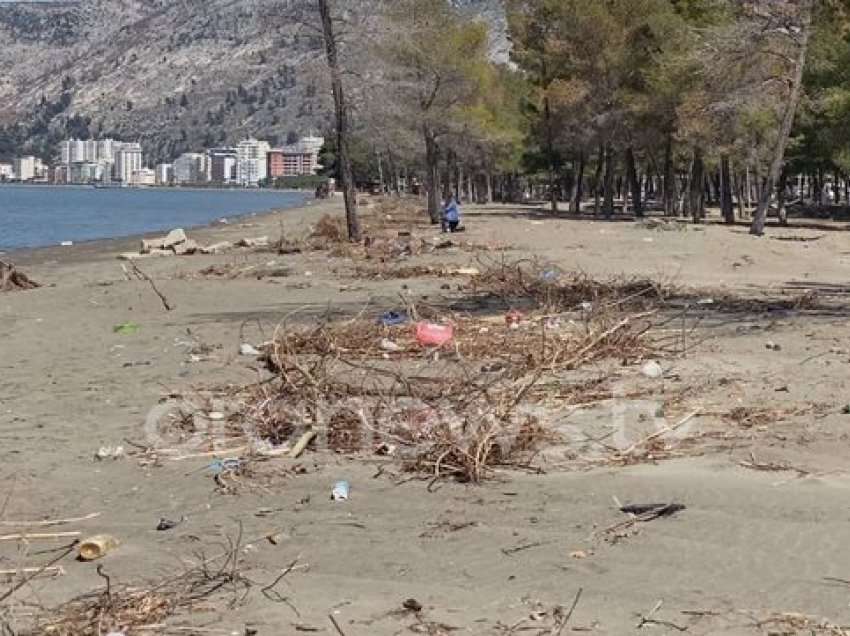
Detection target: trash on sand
<box><xmin>505</xmin><ymin>309</ymin><xmax>523</xmax><ymax>328</ymax></box>
<box><xmin>240</xmin><ymin>343</ymin><xmax>262</xmax><ymax>356</ymax></box>
<box><xmin>60</xmin><ymin>241</ymin><xmax>74</xmax><ymax>247</ymax></box>
<box><xmin>236</xmin><ymin>236</ymin><xmax>270</xmax><ymax>248</ymax></box>
<box><xmin>403</xmin><ymin>598</ymin><xmax>423</xmax><ymax>613</ymax></box>
<box><xmin>78</xmin><ymin>534</ymin><xmax>120</xmax><ymax>561</ymax></box>
<box><xmin>415</xmin><ymin>322</ymin><xmax>454</xmax><ymax>347</ymax></box>
<box><xmin>380</xmin><ymin>338</ymin><xmax>401</xmax><ymax>352</ymax></box>
<box><xmin>640</xmin><ymin>360</ymin><xmax>663</xmax><ymax>379</ymax></box>
<box><xmin>206</xmin><ymin>411</ymin><xmax>225</xmax><ymax>421</ymax></box>
<box><xmin>331</xmin><ymin>480</ymin><xmax>350</xmax><ymax>501</ymax></box>
<box><xmin>580</xmin><ymin>301</ymin><xmax>593</xmax><ymax>312</ymax></box>
<box><xmin>207</xmin><ymin>458</ymin><xmax>241</xmax><ymax>475</ymax></box>
<box><xmin>200</xmin><ymin>241</ymin><xmax>233</xmax><ymax>255</ymax></box>
<box><xmin>379</xmin><ymin>311</ymin><xmax>408</xmax><ymax>327</ymax></box>
<box><xmin>156</xmin><ymin>518</ymin><xmax>181</xmax><ymax>531</ymax></box>
<box><xmin>842</xmin><ymin>405</ymin><xmax>850</xmax><ymax>415</ymax></box>
<box><xmin>289</xmin><ymin>430</ymin><xmax>317</xmax><ymax>458</ymax></box>
<box><xmin>94</xmin><ymin>445</ymin><xmax>125</xmax><ymax>461</ymax></box>
<box><xmin>765</xmin><ymin>341</ymin><xmax>782</xmax><ymax>351</ymax></box>
<box><xmin>452</xmin><ymin>267</ymin><xmax>481</xmax><ymax>276</ymax></box>
<box><xmin>620</xmin><ymin>503</ymin><xmax>686</xmax><ymax>518</ymax></box>
<box><xmin>113</xmin><ymin>322</ymin><xmax>141</xmax><ymax>335</ymax></box>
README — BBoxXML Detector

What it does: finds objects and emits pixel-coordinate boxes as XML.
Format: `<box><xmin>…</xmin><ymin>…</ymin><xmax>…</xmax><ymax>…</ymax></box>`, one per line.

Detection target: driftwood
<box><xmin>0</xmin><ymin>259</ymin><xmax>40</xmax><ymax>292</ymax></box>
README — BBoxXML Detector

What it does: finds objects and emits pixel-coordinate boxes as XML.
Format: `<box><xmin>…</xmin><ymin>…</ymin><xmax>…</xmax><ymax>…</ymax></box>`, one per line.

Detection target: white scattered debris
<box><xmin>380</xmin><ymin>338</ymin><xmax>401</xmax><ymax>352</ymax></box>
<box><xmin>240</xmin><ymin>343</ymin><xmax>261</xmax><ymax>356</ymax></box>
<box><xmin>95</xmin><ymin>445</ymin><xmax>125</xmax><ymax>461</ymax></box>
<box><xmin>641</xmin><ymin>360</ymin><xmax>664</xmax><ymax>379</ymax></box>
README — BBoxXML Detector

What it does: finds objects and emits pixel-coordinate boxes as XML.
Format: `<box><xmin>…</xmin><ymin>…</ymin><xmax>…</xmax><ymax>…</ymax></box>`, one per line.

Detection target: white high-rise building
<box><xmin>155</xmin><ymin>163</ymin><xmax>173</xmax><ymax>185</ymax></box>
<box><xmin>236</xmin><ymin>138</ymin><xmax>271</xmax><ymax>187</ymax></box>
<box><xmin>114</xmin><ymin>143</ymin><xmax>143</xmax><ymax>184</ymax></box>
<box><xmin>13</xmin><ymin>156</ymin><xmax>37</xmax><ymax>182</ymax></box>
<box><xmin>0</xmin><ymin>163</ymin><xmax>13</xmax><ymax>180</ymax></box>
<box><xmin>173</xmin><ymin>153</ymin><xmax>206</xmax><ymax>184</ymax></box>
<box><xmin>97</xmin><ymin>139</ymin><xmax>116</xmax><ymax>163</ymax></box>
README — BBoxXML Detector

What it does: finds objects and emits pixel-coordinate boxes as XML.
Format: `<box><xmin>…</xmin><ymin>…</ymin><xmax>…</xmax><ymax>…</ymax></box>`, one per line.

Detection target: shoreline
<box><xmin>2</xmin><ymin>194</ymin><xmax>323</xmax><ymax>267</ymax></box>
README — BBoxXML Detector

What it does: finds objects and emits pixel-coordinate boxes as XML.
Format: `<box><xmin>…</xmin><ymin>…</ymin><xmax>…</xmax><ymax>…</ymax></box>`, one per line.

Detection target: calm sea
<box><xmin>0</xmin><ymin>185</ymin><xmax>308</xmax><ymax>250</ymax></box>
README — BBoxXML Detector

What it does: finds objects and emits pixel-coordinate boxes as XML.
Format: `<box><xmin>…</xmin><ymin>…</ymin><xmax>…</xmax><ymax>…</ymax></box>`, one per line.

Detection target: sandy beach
<box><xmin>3</xmin><ymin>197</ymin><xmax>850</xmax><ymax>634</ymax></box>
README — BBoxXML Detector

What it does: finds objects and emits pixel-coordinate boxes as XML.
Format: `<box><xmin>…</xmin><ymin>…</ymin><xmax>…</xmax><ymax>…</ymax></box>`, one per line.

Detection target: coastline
<box><xmin>3</xmin><ymin>193</ymin><xmax>322</xmax><ymax>267</ymax></box>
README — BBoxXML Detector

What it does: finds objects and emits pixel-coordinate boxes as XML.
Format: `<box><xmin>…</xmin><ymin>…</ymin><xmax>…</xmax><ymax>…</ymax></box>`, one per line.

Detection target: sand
<box><xmin>2</xmin><ymin>198</ymin><xmax>850</xmax><ymax>635</ymax></box>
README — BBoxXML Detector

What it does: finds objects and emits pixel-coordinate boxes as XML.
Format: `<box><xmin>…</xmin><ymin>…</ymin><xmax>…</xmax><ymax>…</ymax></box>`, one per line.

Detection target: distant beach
<box><xmin>0</xmin><ymin>185</ymin><xmax>308</xmax><ymax>250</ymax></box>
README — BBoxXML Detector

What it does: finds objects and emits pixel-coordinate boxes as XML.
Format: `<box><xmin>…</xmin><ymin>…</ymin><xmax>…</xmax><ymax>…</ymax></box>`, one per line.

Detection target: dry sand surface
<box><xmin>3</xmin><ymin>198</ymin><xmax>850</xmax><ymax>635</ymax></box>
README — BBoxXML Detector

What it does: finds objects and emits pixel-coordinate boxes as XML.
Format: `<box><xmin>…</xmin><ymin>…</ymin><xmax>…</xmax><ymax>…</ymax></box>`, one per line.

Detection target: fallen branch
<box><xmin>130</xmin><ymin>261</ymin><xmax>173</xmax><ymax>311</ymax></box>
<box><xmin>0</xmin><ymin>512</ymin><xmax>101</xmax><ymax>528</ymax></box>
<box><xmin>0</xmin><ymin>531</ymin><xmax>81</xmax><ymax>542</ymax></box>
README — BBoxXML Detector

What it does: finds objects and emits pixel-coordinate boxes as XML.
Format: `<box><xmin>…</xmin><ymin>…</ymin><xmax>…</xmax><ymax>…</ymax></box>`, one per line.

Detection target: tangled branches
<box><xmin>230</xmin><ymin>262</ymin><xmax>672</xmax><ymax>483</ymax></box>
<box><xmin>24</xmin><ymin>531</ymin><xmax>253</xmax><ymax>636</ymax></box>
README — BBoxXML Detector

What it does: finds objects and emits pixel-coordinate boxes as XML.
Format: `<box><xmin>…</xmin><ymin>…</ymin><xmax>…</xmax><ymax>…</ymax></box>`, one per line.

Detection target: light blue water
<box><xmin>0</xmin><ymin>185</ymin><xmax>308</xmax><ymax>250</ymax></box>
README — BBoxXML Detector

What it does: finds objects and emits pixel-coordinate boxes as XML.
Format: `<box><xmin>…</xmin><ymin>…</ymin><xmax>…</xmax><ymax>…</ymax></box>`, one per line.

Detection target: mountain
<box><xmin>0</xmin><ymin>0</ymin><xmax>506</xmax><ymax>164</ymax></box>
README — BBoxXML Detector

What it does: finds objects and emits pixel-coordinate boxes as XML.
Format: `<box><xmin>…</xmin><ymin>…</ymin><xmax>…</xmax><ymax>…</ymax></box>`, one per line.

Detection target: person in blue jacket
<box><xmin>442</xmin><ymin>194</ymin><xmax>461</xmax><ymax>233</ymax></box>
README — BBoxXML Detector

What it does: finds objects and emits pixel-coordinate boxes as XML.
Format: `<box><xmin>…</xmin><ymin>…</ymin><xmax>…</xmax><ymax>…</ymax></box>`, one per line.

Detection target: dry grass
<box><xmin>310</xmin><ymin>213</ymin><xmax>347</xmax><ymax>243</ymax></box>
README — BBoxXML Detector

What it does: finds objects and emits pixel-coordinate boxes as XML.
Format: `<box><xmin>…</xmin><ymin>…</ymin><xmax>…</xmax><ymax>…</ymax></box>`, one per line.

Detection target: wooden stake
<box><xmin>0</xmin><ymin>512</ymin><xmax>100</xmax><ymax>528</ymax></box>
<box><xmin>0</xmin><ymin>531</ymin><xmax>81</xmax><ymax>542</ymax></box>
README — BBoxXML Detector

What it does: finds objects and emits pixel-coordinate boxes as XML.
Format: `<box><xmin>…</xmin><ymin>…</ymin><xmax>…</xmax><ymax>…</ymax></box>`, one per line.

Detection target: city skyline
<box><xmin>0</xmin><ymin>134</ymin><xmax>325</xmax><ymax>186</ymax></box>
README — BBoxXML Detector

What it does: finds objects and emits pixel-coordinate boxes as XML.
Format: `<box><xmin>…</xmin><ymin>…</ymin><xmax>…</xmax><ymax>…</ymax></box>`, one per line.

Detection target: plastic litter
<box><xmin>379</xmin><ymin>311</ymin><xmax>408</xmax><ymax>327</ymax></box>
<box><xmin>380</xmin><ymin>338</ymin><xmax>401</xmax><ymax>352</ymax></box>
<box><xmin>415</xmin><ymin>322</ymin><xmax>454</xmax><ymax>347</ymax></box>
<box><xmin>240</xmin><ymin>343</ymin><xmax>261</xmax><ymax>356</ymax></box>
<box><xmin>156</xmin><ymin>517</ymin><xmax>181</xmax><ymax>531</ymax></box>
<box><xmin>79</xmin><ymin>534</ymin><xmax>120</xmax><ymax>561</ymax></box>
<box><xmin>641</xmin><ymin>360</ymin><xmax>663</xmax><ymax>379</ymax></box>
<box><xmin>208</xmin><ymin>458</ymin><xmax>241</xmax><ymax>475</ymax></box>
<box><xmin>505</xmin><ymin>309</ymin><xmax>523</xmax><ymax>328</ymax></box>
<box><xmin>113</xmin><ymin>322</ymin><xmax>140</xmax><ymax>335</ymax></box>
<box><xmin>95</xmin><ymin>445</ymin><xmax>125</xmax><ymax>461</ymax></box>
<box><xmin>331</xmin><ymin>480</ymin><xmax>350</xmax><ymax>501</ymax></box>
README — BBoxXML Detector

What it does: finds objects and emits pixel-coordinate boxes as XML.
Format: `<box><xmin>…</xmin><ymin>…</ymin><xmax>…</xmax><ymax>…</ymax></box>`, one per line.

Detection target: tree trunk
<box><xmin>663</xmin><ymin>134</ymin><xmax>675</xmax><ymax>217</ymax></box>
<box><xmin>689</xmin><ymin>149</ymin><xmax>705</xmax><ymax>223</ymax></box>
<box><xmin>423</xmin><ymin>127</ymin><xmax>440</xmax><ymax>223</ymax></box>
<box><xmin>625</xmin><ymin>147</ymin><xmax>642</xmax><ymax>217</ymax></box>
<box><xmin>593</xmin><ymin>145</ymin><xmax>603</xmax><ymax>215</ymax></box>
<box><xmin>750</xmin><ymin>0</ymin><xmax>813</xmax><ymax>235</ymax></box>
<box><xmin>720</xmin><ymin>155</ymin><xmax>735</xmax><ymax>224</ymax></box>
<box><xmin>543</xmin><ymin>87</ymin><xmax>558</xmax><ymax>212</ymax></box>
<box><xmin>570</xmin><ymin>151</ymin><xmax>585</xmax><ymax>214</ymax></box>
<box><xmin>777</xmin><ymin>168</ymin><xmax>789</xmax><ymax>226</ymax></box>
<box><xmin>603</xmin><ymin>144</ymin><xmax>615</xmax><ymax>217</ymax></box>
<box><xmin>318</xmin><ymin>0</ymin><xmax>360</xmax><ymax>242</ymax></box>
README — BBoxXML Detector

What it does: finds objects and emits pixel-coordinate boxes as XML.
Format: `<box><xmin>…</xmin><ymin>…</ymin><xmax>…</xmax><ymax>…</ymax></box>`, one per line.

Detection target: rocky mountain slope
<box><xmin>0</xmin><ymin>0</ymin><xmax>505</xmax><ymax>164</ymax></box>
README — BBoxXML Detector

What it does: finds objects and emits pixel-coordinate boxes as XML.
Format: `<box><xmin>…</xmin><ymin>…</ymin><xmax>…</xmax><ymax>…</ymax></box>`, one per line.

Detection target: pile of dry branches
<box><xmin>224</xmin><ymin>261</ymin><xmax>677</xmax><ymax>483</ymax></box>
<box><xmin>0</xmin><ymin>260</ymin><xmax>39</xmax><ymax>292</ymax></box>
<box><xmin>21</xmin><ymin>536</ymin><xmax>253</xmax><ymax>635</ymax></box>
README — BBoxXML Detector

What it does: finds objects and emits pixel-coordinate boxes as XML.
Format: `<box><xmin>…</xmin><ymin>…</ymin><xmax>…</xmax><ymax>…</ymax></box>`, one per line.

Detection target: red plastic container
<box><xmin>415</xmin><ymin>322</ymin><xmax>454</xmax><ymax>347</ymax></box>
